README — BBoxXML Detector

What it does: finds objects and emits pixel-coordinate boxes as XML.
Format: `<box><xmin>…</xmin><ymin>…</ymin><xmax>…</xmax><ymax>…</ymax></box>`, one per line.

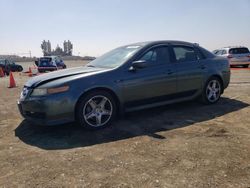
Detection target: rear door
<box><xmin>120</xmin><ymin>45</ymin><xmax>177</xmax><ymax>107</ymax></box>
<box><xmin>171</xmin><ymin>45</ymin><xmax>204</xmax><ymax>95</ymax></box>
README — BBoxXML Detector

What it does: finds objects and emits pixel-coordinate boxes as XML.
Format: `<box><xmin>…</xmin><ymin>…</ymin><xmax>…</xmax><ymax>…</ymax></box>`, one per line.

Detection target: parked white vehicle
<box><xmin>213</xmin><ymin>46</ymin><xmax>250</xmax><ymax>67</ymax></box>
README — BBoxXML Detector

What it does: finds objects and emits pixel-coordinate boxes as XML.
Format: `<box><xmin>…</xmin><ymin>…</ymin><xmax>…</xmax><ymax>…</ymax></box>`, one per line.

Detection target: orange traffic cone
<box><xmin>0</xmin><ymin>67</ymin><xmax>4</xmax><ymax>77</ymax></box>
<box><xmin>28</xmin><ymin>67</ymin><xmax>32</xmax><ymax>77</ymax></box>
<box><xmin>8</xmin><ymin>72</ymin><xmax>16</xmax><ymax>88</ymax></box>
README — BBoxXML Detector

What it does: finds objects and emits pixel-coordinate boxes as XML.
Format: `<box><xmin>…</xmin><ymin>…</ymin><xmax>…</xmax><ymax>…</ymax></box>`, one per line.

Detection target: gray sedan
<box><xmin>18</xmin><ymin>41</ymin><xmax>230</xmax><ymax>129</ymax></box>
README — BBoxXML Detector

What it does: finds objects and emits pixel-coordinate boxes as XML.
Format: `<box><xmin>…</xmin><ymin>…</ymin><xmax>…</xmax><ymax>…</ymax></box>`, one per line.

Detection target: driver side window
<box><xmin>139</xmin><ymin>46</ymin><xmax>170</xmax><ymax>66</ymax></box>
<box><xmin>141</xmin><ymin>51</ymin><xmax>156</xmax><ymax>62</ymax></box>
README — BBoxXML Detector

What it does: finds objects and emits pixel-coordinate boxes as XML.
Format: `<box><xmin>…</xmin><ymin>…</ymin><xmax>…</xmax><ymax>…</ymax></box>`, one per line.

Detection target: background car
<box><xmin>9</xmin><ymin>60</ymin><xmax>23</xmax><ymax>72</ymax></box>
<box><xmin>0</xmin><ymin>59</ymin><xmax>23</xmax><ymax>75</ymax></box>
<box><xmin>18</xmin><ymin>41</ymin><xmax>230</xmax><ymax>130</ymax></box>
<box><xmin>0</xmin><ymin>59</ymin><xmax>10</xmax><ymax>75</ymax></box>
<box><xmin>37</xmin><ymin>56</ymin><xmax>67</xmax><ymax>73</ymax></box>
<box><xmin>213</xmin><ymin>46</ymin><xmax>250</xmax><ymax>67</ymax></box>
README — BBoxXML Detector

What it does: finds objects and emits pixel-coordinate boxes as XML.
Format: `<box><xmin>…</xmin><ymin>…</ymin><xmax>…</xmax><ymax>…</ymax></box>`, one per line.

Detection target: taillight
<box><xmin>227</xmin><ymin>55</ymin><xmax>233</xmax><ymax>58</ymax></box>
<box><xmin>247</xmin><ymin>55</ymin><xmax>250</xmax><ymax>58</ymax></box>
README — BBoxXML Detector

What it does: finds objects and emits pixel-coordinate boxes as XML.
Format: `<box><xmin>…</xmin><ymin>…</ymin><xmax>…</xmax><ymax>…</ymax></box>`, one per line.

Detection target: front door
<box><xmin>120</xmin><ymin>45</ymin><xmax>177</xmax><ymax>108</ymax></box>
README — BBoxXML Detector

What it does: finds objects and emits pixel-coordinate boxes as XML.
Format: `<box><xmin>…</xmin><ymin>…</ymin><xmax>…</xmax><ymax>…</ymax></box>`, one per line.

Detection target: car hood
<box><xmin>25</xmin><ymin>66</ymin><xmax>107</xmax><ymax>88</ymax></box>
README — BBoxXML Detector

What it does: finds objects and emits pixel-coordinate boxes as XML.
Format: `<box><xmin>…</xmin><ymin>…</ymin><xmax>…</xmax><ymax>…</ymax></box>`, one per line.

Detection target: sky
<box><xmin>0</xmin><ymin>0</ymin><xmax>250</xmax><ymax>57</ymax></box>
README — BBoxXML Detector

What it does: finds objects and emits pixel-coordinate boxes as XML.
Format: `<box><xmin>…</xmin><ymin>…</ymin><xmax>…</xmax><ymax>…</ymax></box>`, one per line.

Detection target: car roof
<box><xmin>125</xmin><ymin>40</ymin><xmax>198</xmax><ymax>48</ymax></box>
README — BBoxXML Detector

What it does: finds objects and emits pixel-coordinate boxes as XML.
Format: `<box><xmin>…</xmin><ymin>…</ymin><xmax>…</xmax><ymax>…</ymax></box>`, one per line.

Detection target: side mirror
<box><xmin>129</xmin><ymin>60</ymin><xmax>147</xmax><ymax>71</ymax></box>
<box><xmin>35</xmin><ymin>60</ymin><xmax>39</xmax><ymax>66</ymax></box>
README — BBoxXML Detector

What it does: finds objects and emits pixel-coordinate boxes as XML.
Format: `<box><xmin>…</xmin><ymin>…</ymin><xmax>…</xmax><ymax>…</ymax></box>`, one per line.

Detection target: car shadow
<box><xmin>15</xmin><ymin>97</ymin><xmax>249</xmax><ymax>150</ymax></box>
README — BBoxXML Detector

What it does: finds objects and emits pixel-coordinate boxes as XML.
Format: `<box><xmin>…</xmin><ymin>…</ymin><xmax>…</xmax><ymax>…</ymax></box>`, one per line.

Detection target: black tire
<box><xmin>18</xmin><ymin>66</ymin><xmax>23</xmax><ymax>72</ymax></box>
<box><xmin>201</xmin><ymin>77</ymin><xmax>222</xmax><ymax>104</ymax></box>
<box><xmin>76</xmin><ymin>90</ymin><xmax>117</xmax><ymax>130</ymax></box>
<box><xmin>5</xmin><ymin>66</ymin><xmax>10</xmax><ymax>76</ymax></box>
<box><xmin>242</xmin><ymin>64</ymin><xmax>249</xmax><ymax>68</ymax></box>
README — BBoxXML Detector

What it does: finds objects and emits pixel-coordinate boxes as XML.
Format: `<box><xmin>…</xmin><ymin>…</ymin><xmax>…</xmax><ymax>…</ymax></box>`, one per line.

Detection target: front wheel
<box><xmin>76</xmin><ymin>91</ymin><xmax>117</xmax><ymax>130</ymax></box>
<box><xmin>201</xmin><ymin>77</ymin><xmax>222</xmax><ymax>104</ymax></box>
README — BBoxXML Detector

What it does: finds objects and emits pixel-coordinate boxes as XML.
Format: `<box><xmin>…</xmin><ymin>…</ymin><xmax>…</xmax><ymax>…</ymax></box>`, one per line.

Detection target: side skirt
<box><xmin>124</xmin><ymin>90</ymin><xmax>200</xmax><ymax>112</ymax></box>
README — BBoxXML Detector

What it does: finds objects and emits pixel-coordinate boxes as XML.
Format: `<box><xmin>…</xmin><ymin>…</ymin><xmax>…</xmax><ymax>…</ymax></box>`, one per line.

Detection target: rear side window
<box><xmin>229</xmin><ymin>48</ymin><xmax>249</xmax><ymax>54</ymax></box>
<box><xmin>139</xmin><ymin>46</ymin><xmax>170</xmax><ymax>65</ymax></box>
<box><xmin>55</xmin><ymin>57</ymin><xmax>61</xmax><ymax>63</ymax></box>
<box><xmin>173</xmin><ymin>46</ymin><xmax>197</xmax><ymax>62</ymax></box>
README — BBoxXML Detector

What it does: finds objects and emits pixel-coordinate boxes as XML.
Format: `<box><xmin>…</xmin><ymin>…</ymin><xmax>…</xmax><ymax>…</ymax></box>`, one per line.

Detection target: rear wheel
<box><xmin>76</xmin><ymin>91</ymin><xmax>117</xmax><ymax>130</ymax></box>
<box><xmin>18</xmin><ymin>66</ymin><xmax>23</xmax><ymax>72</ymax></box>
<box><xmin>201</xmin><ymin>77</ymin><xmax>222</xmax><ymax>104</ymax></box>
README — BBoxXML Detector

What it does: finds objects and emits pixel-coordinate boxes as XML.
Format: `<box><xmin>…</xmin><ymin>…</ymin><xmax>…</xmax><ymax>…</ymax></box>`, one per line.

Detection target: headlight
<box><xmin>31</xmin><ymin>86</ymin><xmax>69</xmax><ymax>96</ymax></box>
<box><xmin>31</xmin><ymin>88</ymin><xmax>47</xmax><ymax>96</ymax></box>
<box><xmin>47</xmin><ymin>86</ymin><xmax>69</xmax><ymax>94</ymax></box>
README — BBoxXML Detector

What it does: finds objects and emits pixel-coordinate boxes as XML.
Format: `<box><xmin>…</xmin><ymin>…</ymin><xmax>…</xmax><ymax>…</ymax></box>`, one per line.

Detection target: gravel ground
<box><xmin>0</xmin><ymin>61</ymin><xmax>250</xmax><ymax>187</ymax></box>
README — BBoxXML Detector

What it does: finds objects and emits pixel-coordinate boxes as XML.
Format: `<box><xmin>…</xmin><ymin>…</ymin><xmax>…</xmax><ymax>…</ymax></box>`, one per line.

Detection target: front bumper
<box><xmin>17</xmin><ymin>95</ymin><xmax>75</xmax><ymax>126</ymax></box>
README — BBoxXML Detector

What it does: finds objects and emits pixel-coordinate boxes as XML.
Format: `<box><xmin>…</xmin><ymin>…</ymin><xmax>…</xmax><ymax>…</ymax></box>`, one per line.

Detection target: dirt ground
<box><xmin>0</xmin><ymin>61</ymin><xmax>250</xmax><ymax>187</ymax></box>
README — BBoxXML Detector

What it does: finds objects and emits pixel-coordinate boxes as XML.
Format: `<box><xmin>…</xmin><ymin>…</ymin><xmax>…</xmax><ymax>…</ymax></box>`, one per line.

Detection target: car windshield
<box><xmin>87</xmin><ymin>45</ymin><xmax>142</xmax><ymax>68</ymax></box>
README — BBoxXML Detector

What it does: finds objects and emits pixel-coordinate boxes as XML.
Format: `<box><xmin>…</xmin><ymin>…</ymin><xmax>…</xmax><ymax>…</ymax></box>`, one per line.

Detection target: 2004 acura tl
<box><xmin>18</xmin><ymin>41</ymin><xmax>230</xmax><ymax>129</ymax></box>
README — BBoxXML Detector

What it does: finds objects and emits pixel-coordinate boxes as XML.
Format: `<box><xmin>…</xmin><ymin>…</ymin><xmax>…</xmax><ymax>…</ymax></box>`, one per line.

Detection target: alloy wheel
<box><xmin>83</xmin><ymin>95</ymin><xmax>113</xmax><ymax>127</ymax></box>
<box><xmin>206</xmin><ymin>79</ymin><xmax>221</xmax><ymax>103</ymax></box>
